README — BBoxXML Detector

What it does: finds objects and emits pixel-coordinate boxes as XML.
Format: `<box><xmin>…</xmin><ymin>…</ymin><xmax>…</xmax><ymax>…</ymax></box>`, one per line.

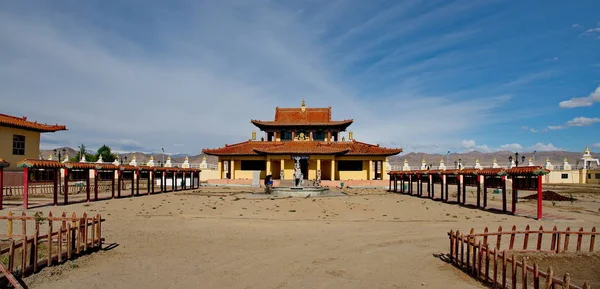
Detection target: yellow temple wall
<box><xmin>0</xmin><ymin>126</ymin><xmax>42</xmax><ymax>171</ymax></box>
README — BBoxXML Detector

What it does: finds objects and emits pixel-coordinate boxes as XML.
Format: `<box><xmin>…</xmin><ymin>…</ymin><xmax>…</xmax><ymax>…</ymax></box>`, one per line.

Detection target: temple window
<box><xmin>313</xmin><ymin>131</ymin><xmax>325</xmax><ymax>141</ymax></box>
<box><xmin>241</xmin><ymin>160</ymin><xmax>266</xmax><ymax>171</ymax></box>
<box><xmin>337</xmin><ymin>160</ymin><xmax>363</xmax><ymax>171</ymax></box>
<box><xmin>281</xmin><ymin>131</ymin><xmax>293</xmax><ymax>141</ymax></box>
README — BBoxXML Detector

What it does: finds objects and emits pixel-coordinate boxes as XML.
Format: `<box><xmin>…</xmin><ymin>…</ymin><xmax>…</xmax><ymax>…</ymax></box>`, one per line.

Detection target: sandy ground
<box><xmin>6</xmin><ymin>185</ymin><xmax>600</xmax><ymax>289</ymax></box>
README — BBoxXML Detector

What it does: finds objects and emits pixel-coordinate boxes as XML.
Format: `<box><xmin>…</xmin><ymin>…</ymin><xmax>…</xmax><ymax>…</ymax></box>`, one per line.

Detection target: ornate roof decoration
<box><xmin>0</xmin><ymin>158</ymin><xmax>10</xmax><ymax>169</ymax></box>
<box><xmin>251</xmin><ymin>104</ymin><xmax>353</xmax><ymax>129</ymax></box>
<box><xmin>0</xmin><ymin>113</ymin><xmax>67</xmax><ymax>132</ymax></box>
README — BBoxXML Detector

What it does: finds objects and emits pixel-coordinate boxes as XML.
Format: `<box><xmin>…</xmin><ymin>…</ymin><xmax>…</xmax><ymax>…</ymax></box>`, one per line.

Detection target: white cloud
<box><xmin>529</xmin><ymin>128</ymin><xmax>538</xmax><ymax>133</ymax></box>
<box><xmin>530</xmin><ymin>143</ymin><xmax>560</xmax><ymax>151</ymax></box>
<box><xmin>500</xmin><ymin>143</ymin><xmax>523</xmax><ymax>151</ymax></box>
<box><xmin>547</xmin><ymin>116</ymin><xmax>600</xmax><ymax>131</ymax></box>
<box><xmin>572</xmin><ymin>24</ymin><xmax>580</xmax><ymax>28</ymax></box>
<box><xmin>521</xmin><ymin>126</ymin><xmax>529</xmax><ymax>130</ymax></box>
<box><xmin>565</xmin><ymin>117</ymin><xmax>600</xmax><ymax>127</ymax></box>
<box><xmin>592</xmin><ymin>143</ymin><xmax>600</xmax><ymax>149</ymax></box>
<box><xmin>559</xmin><ymin>86</ymin><xmax>600</xmax><ymax>108</ymax></box>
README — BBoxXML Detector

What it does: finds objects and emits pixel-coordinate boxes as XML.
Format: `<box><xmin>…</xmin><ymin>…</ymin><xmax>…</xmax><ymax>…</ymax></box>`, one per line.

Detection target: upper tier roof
<box><xmin>251</xmin><ymin>106</ymin><xmax>353</xmax><ymax>129</ymax></box>
<box><xmin>0</xmin><ymin>113</ymin><xmax>67</xmax><ymax>132</ymax></box>
<box><xmin>202</xmin><ymin>140</ymin><xmax>402</xmax><ymax>156</ymax></box>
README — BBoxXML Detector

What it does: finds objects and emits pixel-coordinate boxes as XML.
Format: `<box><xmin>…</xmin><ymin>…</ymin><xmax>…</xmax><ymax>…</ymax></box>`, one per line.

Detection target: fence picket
<box><xmin>577</xmin><ymin>227</ymin><xmax>583</xmax><ymax>252</ymax></box>
<box><xmin>545</xmin><ymin>267</ymin><xmax>553</xmax><ymax>289</ymax></box>
<box><xmin>537</xmin><ymin>226</ymin><xmax>543</xmax><ymax>251</ymax></box>
<box><xmin>591</xmin><ymin>227</ymin><xmax>596</xmax><ymax>252</ymax></box>
<box><xmin>47</xmin><ymin>212</ymin><xmax>53</xmax><ymax>267</ymax></box>
<box><xmin>522</xmin><ymin>257</ymin><xmax>527</xmax><ymax>289</ymax></box>
<box><xmin>533</xmin><ymin>263</ymin><xmax>539</xmax><ymax>289</ymax></box>
<box><xmin>497</xmin><ymin>226</ymin><xmax>503</xmax><ymax>250</ymax></box>
<box><xmin>523</xmin><ymin>225</ymin><xmax>530</xmax><ymax>250</ymax></box>
<box><xmin>563</xmin><ymin>227</ymin><xmax>570</xmax><ymax>252</ymax></box>
<box><xmin>510</xmin><ymin>225</ymin><xmax>516</xmax><ymax>250</ymax></box>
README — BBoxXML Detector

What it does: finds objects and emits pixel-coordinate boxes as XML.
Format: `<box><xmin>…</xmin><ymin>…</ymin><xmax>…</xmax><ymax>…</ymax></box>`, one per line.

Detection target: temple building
<box><xmin>203</xmin><ymin>101</ymin><xmax>402</xmax><ymax>181</ymax></box>
<box><xmin>0</xmin><ymin>113</ymin><xmax>67</xmax><ymax>171</ymax></box>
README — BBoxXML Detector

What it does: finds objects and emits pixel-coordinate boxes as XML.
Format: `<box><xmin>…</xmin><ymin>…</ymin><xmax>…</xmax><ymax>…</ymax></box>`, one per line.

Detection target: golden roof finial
<box><xmin>493</xmin><ymin>157</ymin><xmax>497</xmax><ymax>163</ymax></box>
<box><xmin>404</xmin><ymin>159</ymin><xmax>408</xmax><ymax>164</ymax></box>
<box><xmin>301</xmin><ymin>99</ymin><xmax>306</xmax><ymax>112</ymax></box>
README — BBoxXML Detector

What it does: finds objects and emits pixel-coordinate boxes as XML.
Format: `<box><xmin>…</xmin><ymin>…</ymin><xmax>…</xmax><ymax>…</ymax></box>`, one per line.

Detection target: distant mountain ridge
<box><xmin>390</xmin><ymin>150</ymin><xmax>596</xmax><ymax>167</ymax></box>
<box><xmin>40</xmin><ymin>147</ymin><xmax>596</xmax><ymax>167</ymax></box>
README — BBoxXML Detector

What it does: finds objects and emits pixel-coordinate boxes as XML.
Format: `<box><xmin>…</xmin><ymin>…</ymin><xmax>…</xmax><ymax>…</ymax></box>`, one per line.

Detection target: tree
<box><xmin>69</xmin><ymin>143</ymin><xmax>97</xmax><ymax>162</ymax></box>
<box><xmin>96</xmin><ymin>145</ymin><xmax>117</xmax><ymax>162</ymax></box>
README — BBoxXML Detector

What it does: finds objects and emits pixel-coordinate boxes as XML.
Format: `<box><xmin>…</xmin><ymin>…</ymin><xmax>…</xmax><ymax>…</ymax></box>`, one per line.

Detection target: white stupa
<box><xmin>528</xmin><ymin>157</ymin><xmax>534</xmax><ymax>167</ymax></box>
<box><xmin>563</xmin><ymin>157</ymin><xmax>572</xmax><ymax>170</ymax></box>
<box><xmin>147</xmin><ymin>156</ymin><xmax>155</xmax><ymax>167</ymax></box>
<box><xmin>129</xmin><ymin>155</ymin><xmax>137</xmax><ymax>166</ymax></box>
<box><xmin>545</xmin><ymin>158</ymin><xmax>553</xmax><ymax>170</ymax></box>
<box><xmin>492</xmin><ymin>158</ymin><xmax>501</xmax><ymax>168</ymax></box>
<box><xmin>581</xmin><ymin>146</ymin><xmax>599</xmax><ymax>169</ymax></box>
<box><xmin>182</xmin><ymin>156</ymin><xmax>190</xmax><ymax>168</ymax></box>
<box><xmin>439</xmin><ymin>158</ymin><xmax>447</xmax><ymax>170</ymax></box>
<box><xmin>402</xmin><ymin>159</ymin><xmax>410</xmax><ymax>171</ymax></box>
<box><xmin>165</xmin><ymin>156</ymin><xmax>172</xmax><ymax>168</ymax></box>
<box><xmin>420</xmin><ymin>158</ymin><xmax>427</xmax><ymax>170</ymax></box>
<box><xmin>96</xmin><ymin>155</ymin><xmax>104</xmax><ymax>163</ymax></box>
<box><xmin>474</xmin><ymin>159</ymin><xmax>483</xmax><ymax>169</ymax></box>
<box><xmin>200</xmin><ymin>156</ymin><xmax>208</xmax><ymax>169</ymax></box>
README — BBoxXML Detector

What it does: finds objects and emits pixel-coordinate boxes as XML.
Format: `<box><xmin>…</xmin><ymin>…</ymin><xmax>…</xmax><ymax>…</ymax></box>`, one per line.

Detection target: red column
<box><xmin>53</xmin><ymin>169</ymin><xmax>59</xmax><ymax>206</ymax></box>
<box><xmin>476</xmin><ymin>175</ymin><xmax>481</xmax><ymax>208</ymax></box>
<box><xmin>537</xmin><ymin>175</ymin><xmax>542</xmax><ymax>220</ymax></box>
<box><xmin>511</xmin><ymin>177</ymin><xmax>517</xmax><ymax>214</ymax></box>
<box><xmin>149</xmin><ymin>171</ymin><xmax>153</xmax><ymax>195</ymax></box>
<box><xmin>86</xmin><ymin>169</ymin><xmax>91</xmax><ymax>202</ymax></box>
<box><xmin>94</xmin><ymin>169</ymin><xmax>99</xmax><ymax>201</ymax></box>
<box><xmin>23</xmin><ymin>167</ymin><xmax>29</xmax><ymax>210</ymax></box>
<box><xmin>134</xmin><ymin>171</ymin><xmax>138</xmax><ymax>196</ymax></box>
<box><xmin>501</xmin><ymin>176</ymin><xmax>507</xmax><ymax>212</ymax></box>
<box><xmin>0</xmin><ymin>168</ymin><xmax>3</xmax><ymax>210</ymax></box>
<box><xmin>117</xmin><ymin>170</ymin><xmax>122</xmax><ymax>197</ymax></box>
<box><xmin>111</xmin><ymin>170</ymin><xmax>115</xmax><ymax>199</ymax></box>
<box><xmin>64</xmin><ymin>169</ymin><xmax>69</xmax><ymax>205</ymax></box>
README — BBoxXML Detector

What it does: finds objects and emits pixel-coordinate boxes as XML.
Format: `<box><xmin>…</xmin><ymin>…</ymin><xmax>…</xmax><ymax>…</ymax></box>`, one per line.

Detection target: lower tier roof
<box><xmin>202</xmin><ymin>140</ymin><xmax>402</xmax><ymax>156</ymax></box>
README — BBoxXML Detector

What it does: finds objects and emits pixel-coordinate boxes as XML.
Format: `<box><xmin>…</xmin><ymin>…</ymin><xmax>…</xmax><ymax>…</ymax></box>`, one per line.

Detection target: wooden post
<box><xmin>590</xmin><ymin>227</ymin><xmax>596</xmax><ymax>252</ymax></box>
<box><xmin>53</xmin><ymin>168</ymin><xmax>59</xmax><ymax>206</ymax></box>
<box><xmin>33</xmin><ymin>224</ymin><xmax>39</xmax><ymax>272</ymax></box>
<box><xmin>172</xmin><ymin>171</ymin><xmax>176</xmax><ymax>192</ymax></box>
<box><xmin>23</xmin><ymin>167</ymin><xmax>29</xmax><ymax>210</ymax></box>
<box><xmin>511</xmin><ymin>176</ymin><xmax>517</xmax><ymax>214</ymax></box>
<box><xmin>502</xmin><ymin>251</ymin><xmax>507</xmax><ymax>289</ymax></box>
<box><xmin>47</xmin><ymin>212</ymin><xmax>53</xmax><ymax>267</ymax></box>
<box><xmin>496</xmin><ymin>226</ymin><xmax>503</xmax><ymax>250</ymax></box>
<box><xmin>457</xmin><ymin>176</ymin><xmax>461</xmax><ymax>204</ymax></box>
<box><xmin>576</xmin><ymin>227</ymin><xmax>583</xmax><ymax>252</ymax></box>
<box><xmin>509</xmin><ymin>225</ymin><xmax>516</xmax><ymax>250</ymax></box>
<box><xmin>476</xmin><ymin>175</ymin><xmax>481</xmax><ymax>208</ymax></box>
<box><xmin>564</xmin><ymin>227</ymin><xmax>571</xmax><ymax>252</ymax></box>
<box><xmin>523</xmin><ymin>225</ymin><xmax>530</xmax><ymax>250</ymax></box>
<box><xmin>94</xmin><ymin>169</ymin><xmax>99</xmax><ymax>201</ymax></box>
<box><xmin>537</xmin><ymin>226</ymin><xmax>543</xmax><ymax>251</ymax></box>
<box><xmin>501</xmin><ymin>176</ymin><xmax>507</xmax><ymax>212</ymax></box>
<box><xmin>64</xmin><ymin>168</ymin><xmax>69</xmax><ymax>205</ymax></box>
<box><xmin>483</xmin><ymin>178</ymin><xmax>488</xmax><ymax>208</ymax></box>
<box><xmin>521</xmin><ymin>257</ymin><xmax>527</xmax><ymax>289</ymax></box>
<box><xmin>0</xmin><ymin>167</ymin><xmax>3</xmax><ymax>210</ymax></box>
<box><xmin>111</xmin><ymin>170</ymin><xmax>115</xmax><ymax>199</ymax></box>
<box><xmin>148</xmin><ymin>171</ymin><xmax>152</xmax><ymax>195</ymax></box>
<box><xmin>536</xmin><ymin>174</ymin><xmax>542</xmax><ymax>220</ymax></box>
<box><xmin>86</xmin><ymin>169</ymin><xmax>91</xmax><ymax>202</ymax></box>
<box><xmin>444</xmin><ymin>176</ymin><xmax>448</xmax><ymax>201</ymax></box>
<box><xmin>533</xmin><ymin>263</ymin><xmax>539</xmax><ymax>289</ymax></box>
<box><xmin>117</xmin><ymin>170</ymin><xmax>121</xmax><ymax>197</ymax></box>
<box><xmin>132</xmin><ymin>171</ymin><xmax>137</xmax><ymax>196</ymax></box>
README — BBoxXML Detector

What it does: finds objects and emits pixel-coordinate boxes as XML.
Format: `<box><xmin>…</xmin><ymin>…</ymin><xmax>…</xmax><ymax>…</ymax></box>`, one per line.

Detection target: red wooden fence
<box><xmin>0</xmin><ymin>211</ymin><xmax>103</xmax><ymax>285</ymax></box>
<box><xmin>448</xmin><ymin>225</ymin><xmax>598</xmax><ymax>288</ymax></box>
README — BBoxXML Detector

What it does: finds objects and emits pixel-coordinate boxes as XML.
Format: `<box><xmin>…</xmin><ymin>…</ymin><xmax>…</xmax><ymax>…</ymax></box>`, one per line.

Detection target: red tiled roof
<box><xmin>457</xmin><ymin>168</ymin><xmax>481</xmax><ymax>175</ymax></box>
<box><xmin>95</xmin><ymin>163</ymin><xmax>119</xmax><ymax>170</ymax></box>
<box><xmin>64</xmin><ymin>162</ymin><xmax>97</xmax><ymax>169</ymax></box>
<box><xmin>17</xmin><ymin>159</ymin><xmax>64</xmax><ymax>169</ymax></box>
<box><xmin>251</xmin><ymin>107</ymin><xmax>353</xmax><ymax>127</ymax></box>
<box><xmin>506</xmin><ymin>166</ymin><xmax>549</xmax><ymax>176</ymax></box>
<box><xmin>0</xmin><ymin>158</ymin><xmax>10</xmax><ymax>169</ymax></box>
<box><xmin>442</xmin><ymin>169</ymin><xmax>461</xmax><ymax>175</ymax></box>
<box><xmin>203</xmin><ymin>140</ymin><xmax>402</xmax><ymax>156</ymax></box>
<box><xmin>479</xmin><ymin>168</ymin><xmax>506</xmax><ymax>176</ymax></box>
<box><xmin>0</xmin><ymin>113</ymin><xmax>67</xmax><ymax>132</ymax></box>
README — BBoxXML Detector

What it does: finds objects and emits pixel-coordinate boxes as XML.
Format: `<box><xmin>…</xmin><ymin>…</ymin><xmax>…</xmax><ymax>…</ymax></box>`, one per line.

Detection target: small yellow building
<box><xmin>0</xmin><ymin>113</ymin><xmax>67</xmax><ymax>171</ymax></box>
<box><xmin>203</xmin><ymin>101</ymin><xmax>402</xmax><ymax>181</ymax></box>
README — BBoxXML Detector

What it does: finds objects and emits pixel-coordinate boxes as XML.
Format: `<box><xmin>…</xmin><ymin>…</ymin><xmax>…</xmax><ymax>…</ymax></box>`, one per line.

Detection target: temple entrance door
<box><xmin>300</xmin><ymin>159</ymin><xmax>309</xmax><ymax>180</ymax></box>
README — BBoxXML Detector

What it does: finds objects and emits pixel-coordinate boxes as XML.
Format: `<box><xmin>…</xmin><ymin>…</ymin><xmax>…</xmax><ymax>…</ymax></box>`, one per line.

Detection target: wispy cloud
<box><xmin>559</xmin><ymin>86</ymin><xmax>600</xmax><ymax>108</ymax></box>
<box><xmin>593</xmin><ymin>143</ymin><xmax>600</xmax><ymax>149</ymax></box>
<box><xmin>547</xmin><ymin>116</ymin><xmax>600</xmax><ymax>130</ymax></box>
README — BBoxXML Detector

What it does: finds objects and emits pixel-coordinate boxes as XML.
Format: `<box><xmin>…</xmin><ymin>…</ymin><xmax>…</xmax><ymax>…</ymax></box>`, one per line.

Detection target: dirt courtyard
<box><xmin>16</xmin><ymin>186</ymin><xmax>600</xmax><ymax>289</ymax></box>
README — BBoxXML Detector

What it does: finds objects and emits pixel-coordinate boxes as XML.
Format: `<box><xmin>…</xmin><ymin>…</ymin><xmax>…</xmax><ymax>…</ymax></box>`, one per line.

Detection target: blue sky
<box><xmin>1</xmin><ymin>0</ymin><xmax>599</xmax><ymax>155</ymax></box>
